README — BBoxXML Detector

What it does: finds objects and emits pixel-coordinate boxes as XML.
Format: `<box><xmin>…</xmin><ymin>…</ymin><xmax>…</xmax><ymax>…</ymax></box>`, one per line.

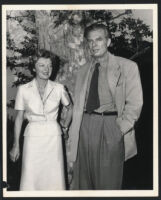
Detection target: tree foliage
<box><xmin>7</xmin><ymin>9</ymin><xmax>152</xmax><ymax>108</ymax></box>
<box><xmin>7</xmin><ymin>11</ymin><xmax>38</xmax><ymax>83</ymax></box>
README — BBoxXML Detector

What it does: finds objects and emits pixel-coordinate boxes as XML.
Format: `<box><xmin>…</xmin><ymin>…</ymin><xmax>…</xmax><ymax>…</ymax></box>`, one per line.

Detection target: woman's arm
<box><xmin>62</xmin><ymin>104</ymin><xmax>73</xmax><ymax>130</ymax></box>
<box><xmin>61</xmin><ymin>104</ymin><xmax>73</xmax><ymax>141</ymax></box>
<box><xmin>9</xmin><ymin>110</ymin><xmax>24</xmax><ymax>162</ymax></box>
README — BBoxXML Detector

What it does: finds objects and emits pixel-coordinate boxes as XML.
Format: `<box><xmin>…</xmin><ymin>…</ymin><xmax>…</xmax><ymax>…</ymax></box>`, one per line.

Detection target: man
<box><xmin>68</xmin><ymin>23</ymin><xmax>143</xmax><ymax>190</ymax></box>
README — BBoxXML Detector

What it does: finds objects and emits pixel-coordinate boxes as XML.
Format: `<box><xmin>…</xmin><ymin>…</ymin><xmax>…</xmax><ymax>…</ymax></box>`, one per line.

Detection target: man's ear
<box><xmin>107</xmin><ymin>38</ymin><xmax>111</xmax><ymax>47</ymax></box>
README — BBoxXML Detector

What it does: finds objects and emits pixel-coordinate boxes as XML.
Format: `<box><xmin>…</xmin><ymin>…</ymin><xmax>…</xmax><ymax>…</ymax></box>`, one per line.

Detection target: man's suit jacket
<box><xmin>68</xmin><ymin>52</ymin><xmax>143</xmax><ymax>162</ymax></box>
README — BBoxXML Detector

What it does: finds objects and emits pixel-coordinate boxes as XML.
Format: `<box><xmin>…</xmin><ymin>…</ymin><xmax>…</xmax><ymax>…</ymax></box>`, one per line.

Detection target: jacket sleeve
<box><xmin>116</xmin><ymin>62</ymin><xmax>143</xmax><ymax>135</ymax></box>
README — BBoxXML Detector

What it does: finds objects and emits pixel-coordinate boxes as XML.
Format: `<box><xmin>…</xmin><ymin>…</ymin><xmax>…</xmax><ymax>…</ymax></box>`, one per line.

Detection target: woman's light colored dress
<box><xmin>14</xmin><ymin>79</ymin><xmax>69</xmax><ymax>191</ymax></box>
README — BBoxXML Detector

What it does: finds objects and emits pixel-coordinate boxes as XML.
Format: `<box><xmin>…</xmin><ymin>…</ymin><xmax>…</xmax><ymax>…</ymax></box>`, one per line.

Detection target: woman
<box><xmin>9</xmin><ymin>49</ymin><xmax>72</xmax><ymax>190</ymax></box>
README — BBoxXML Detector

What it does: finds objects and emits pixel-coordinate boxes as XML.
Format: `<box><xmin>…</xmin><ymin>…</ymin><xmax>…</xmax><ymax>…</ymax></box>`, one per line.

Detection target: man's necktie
<box><xmin>86</xmin><ymin>62</ymin><xmax>100</xmax><ymax>113</ymax></box>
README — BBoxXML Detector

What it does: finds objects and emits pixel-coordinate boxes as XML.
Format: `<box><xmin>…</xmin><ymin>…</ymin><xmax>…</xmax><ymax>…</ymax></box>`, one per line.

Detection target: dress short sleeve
<box><xmin>61</xmin><ymin>86</ymin><xmax>70</xmax><ymax>106</ymax></box>
<box><xmin>14</xmin><ymin>86</ymin><xmax>25</xmax><ymax>110</ymax></box>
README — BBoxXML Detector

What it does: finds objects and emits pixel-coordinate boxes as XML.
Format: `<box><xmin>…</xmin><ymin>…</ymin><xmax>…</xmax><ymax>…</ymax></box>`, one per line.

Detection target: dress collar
<box><xmin>29</xmin><ymin>78</ymin><xmax>55</xmax><ymax>103</ymax></box>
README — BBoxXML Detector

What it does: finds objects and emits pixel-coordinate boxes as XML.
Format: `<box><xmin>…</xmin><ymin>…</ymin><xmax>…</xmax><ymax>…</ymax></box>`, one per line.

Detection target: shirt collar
<box><xmin>92</xmin><ymin>51</ymin><xmax>109</xmax><ymax>68</ymax></box>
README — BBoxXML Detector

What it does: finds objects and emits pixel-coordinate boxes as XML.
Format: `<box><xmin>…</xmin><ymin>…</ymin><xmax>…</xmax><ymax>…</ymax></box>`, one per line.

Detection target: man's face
<box><xmin>87</xmin><ymin>29</ymin><xmax>110</xmax><ymax>58</ymax></box>
<box><xmin>35</xmin><ymin>57</ymin><xmax>52</xmax><ymax>80</ymax></box>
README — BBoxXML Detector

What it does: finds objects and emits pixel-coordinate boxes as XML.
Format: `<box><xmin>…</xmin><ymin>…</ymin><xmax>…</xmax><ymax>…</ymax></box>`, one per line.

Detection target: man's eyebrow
<box><xmin>88</xmin><ymin>36</ymin><xmax>102</xmax><ymax>40</ymax></box>
<box><xmin>37</xmin><ymin>62</ymin><xmax>44</xmax><ymax>65</ymax></box>
<box><xmin>96</xmin><ymin>36</ymin><xmax>102</xmax><ymax>39</ymax></box>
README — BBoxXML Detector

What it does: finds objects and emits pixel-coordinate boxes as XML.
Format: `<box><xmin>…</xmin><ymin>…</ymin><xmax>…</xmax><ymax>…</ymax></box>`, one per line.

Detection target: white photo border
<box><xmin>2</xmin><ymin>4</ymin><xmax>158</xmax><ymax>197</ymax></box>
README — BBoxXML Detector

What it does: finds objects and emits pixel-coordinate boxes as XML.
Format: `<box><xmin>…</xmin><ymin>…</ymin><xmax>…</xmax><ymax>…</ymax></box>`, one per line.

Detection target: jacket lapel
<box><xmin>43</xmin><ymin>80</ymin><xmax>55</xmax><ymax>103</ymax></box>
<box><xmin>107</xmin><ymin>53</ymin><xmax>121</xmax><ymax>98</ymax></box>
<box><xmin>28</xmin><ymin>79</ymin><xmax>55</xmax><ymax>104</ymax></box>
<box><xmin>28</xmin><ymin>78</ymin><xmax>41</xmax><ymax>100</ymax></box>
<box><xmin>78</xmin><ymin>60</ymin><xmax>94</xmax><ymax>108</ymax></box>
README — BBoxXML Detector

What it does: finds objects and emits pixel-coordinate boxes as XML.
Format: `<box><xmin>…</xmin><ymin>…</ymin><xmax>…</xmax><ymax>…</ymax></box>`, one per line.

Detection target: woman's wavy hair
<box><xmin>30</xmin><ymin>49</ymin><xmax>54</xmax><ymax>76</ymax></box>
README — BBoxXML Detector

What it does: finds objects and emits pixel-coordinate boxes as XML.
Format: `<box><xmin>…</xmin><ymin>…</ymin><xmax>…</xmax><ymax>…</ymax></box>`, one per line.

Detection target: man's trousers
<box><xmin>72</xmin><ymin>113</ymin><xmax>125</xmax><ymax>190</ymax></box>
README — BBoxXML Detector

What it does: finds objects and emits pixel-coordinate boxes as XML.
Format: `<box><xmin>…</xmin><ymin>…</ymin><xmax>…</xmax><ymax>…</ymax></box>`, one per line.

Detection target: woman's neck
<box><xmin>35</xmin><ymin>77</ymin><xmax>48</xmax><ymax>89</ymax></box>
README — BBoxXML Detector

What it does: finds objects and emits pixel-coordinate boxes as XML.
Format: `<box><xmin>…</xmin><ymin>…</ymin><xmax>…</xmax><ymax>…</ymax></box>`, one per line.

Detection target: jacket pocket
<box><xmin>115</xmin><ymin>118</ymin><xmax>124</xmax><ymax>137</ymax></box>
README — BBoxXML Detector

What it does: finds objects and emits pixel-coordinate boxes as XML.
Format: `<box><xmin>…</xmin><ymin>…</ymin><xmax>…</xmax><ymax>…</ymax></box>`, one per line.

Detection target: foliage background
<box><xmin>6</xmin><ymin>9</ymin><xmax>153</xmax><ymax>190</ymax></box>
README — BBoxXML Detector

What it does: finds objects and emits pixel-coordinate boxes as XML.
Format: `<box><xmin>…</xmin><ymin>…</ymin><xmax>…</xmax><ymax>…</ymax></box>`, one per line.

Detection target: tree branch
<box><xmin>110</xmin><ymin>10</ymin><xmax>131</xmax><ymax>21</ymax></box>
<box><xmin>130</xmin><ymin>46</ymin><xmax>150</xmax><ymax>60</ymax></box>
<box><xmin>96</xmin><ymin>11</ymin><xmax>131</xmax><ymax>25</ymax></box>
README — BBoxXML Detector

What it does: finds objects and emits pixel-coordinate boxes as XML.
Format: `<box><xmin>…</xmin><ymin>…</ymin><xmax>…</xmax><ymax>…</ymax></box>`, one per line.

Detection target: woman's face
<box><xmin>35</xmin><ymin>57</ymin><xmax>52</xmax><ymax>80</ymax></box>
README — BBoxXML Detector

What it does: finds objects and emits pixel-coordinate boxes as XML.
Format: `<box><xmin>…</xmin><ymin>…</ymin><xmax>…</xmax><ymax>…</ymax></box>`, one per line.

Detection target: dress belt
<box><xmin>84</xmin><ymin>111</ymin><xmax>118</xmax><ymax>116</ymax></box>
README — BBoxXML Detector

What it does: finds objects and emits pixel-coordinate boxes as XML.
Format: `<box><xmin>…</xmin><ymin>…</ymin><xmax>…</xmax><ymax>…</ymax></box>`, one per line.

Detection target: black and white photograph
<box><xmin>2</xmin><ymin>4</ymin><xmax>158</xmax><ymax>197</ymax></box>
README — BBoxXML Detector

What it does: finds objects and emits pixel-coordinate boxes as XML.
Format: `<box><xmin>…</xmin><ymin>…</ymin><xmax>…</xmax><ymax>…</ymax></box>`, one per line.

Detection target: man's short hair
<box><xmin>84</xmin><ymin>23</ymin><xmax>110</xmax><ymax>39</ymax></box>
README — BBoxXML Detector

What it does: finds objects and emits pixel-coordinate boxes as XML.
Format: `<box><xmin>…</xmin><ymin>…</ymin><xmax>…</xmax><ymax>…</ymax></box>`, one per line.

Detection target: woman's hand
<box><xmin>62</xmin><ymin>127</ymin><xmax>69</xmax><ymax>140</ymax></box>
<box><xmin>67</xmin><ymin>161</ymin><xmax>74</xmax><ymax>185</ymax></box>
<box><xmin>60</xmin><ymin>122</ymin><xmax>69</xmax><ymax>140</ymax></box>
<box><xmin>10</xmin><ymin>110</ymin><xmax>24</xmax><ymax>162</ymax></box>
<box><xmin>9</xmin><ymin>145</ymin><xmax>20</xmax><ymax>162</ymax></box>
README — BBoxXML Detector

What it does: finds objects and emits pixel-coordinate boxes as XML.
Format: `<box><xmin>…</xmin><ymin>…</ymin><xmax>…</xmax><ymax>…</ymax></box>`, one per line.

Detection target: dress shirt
<box><xmin>85</xmin><ymin>53</ymin><xmax>116</xmax><ymax>113</ymax></box>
